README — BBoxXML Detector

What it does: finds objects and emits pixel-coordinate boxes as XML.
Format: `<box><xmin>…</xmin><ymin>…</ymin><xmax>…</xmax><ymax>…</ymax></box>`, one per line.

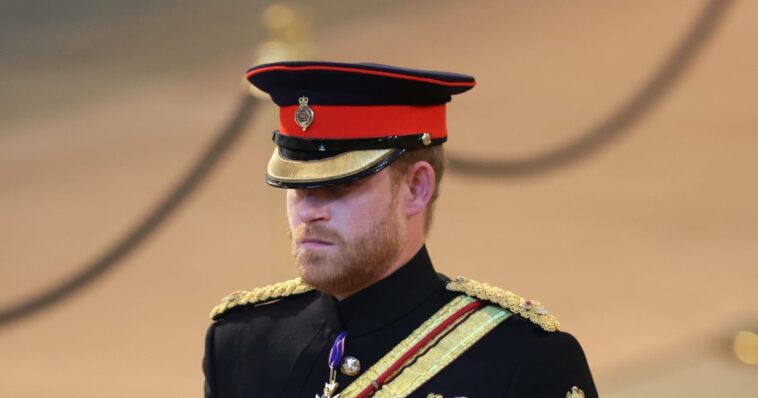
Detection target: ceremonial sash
<box><xmin>338</xmin><ymin>295</ymin><xmax>511</xmax><ymax>398</ymax></box>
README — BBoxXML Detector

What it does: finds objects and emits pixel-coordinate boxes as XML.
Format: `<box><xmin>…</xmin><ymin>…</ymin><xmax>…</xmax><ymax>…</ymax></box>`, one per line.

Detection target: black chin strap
<box><xmin>272</xmin><ymin>130</ymin><xmax>446</xmax><ymax>153</ymax></box>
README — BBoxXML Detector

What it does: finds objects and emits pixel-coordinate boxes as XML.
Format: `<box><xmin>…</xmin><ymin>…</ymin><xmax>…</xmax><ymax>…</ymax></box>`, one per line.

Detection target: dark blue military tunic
<box><xmin>203</xmin><ymin>246</ymin><xmax>598</xmax><ymax>397</ymax></box>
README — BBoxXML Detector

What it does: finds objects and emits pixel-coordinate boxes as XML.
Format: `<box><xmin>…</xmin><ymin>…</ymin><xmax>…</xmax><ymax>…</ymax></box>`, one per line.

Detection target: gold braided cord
<box><xmin>210</xmin><ymin>277</ymin><xmax>314</xmax><ymax>320</ymax></box>
<box><xmin>339</xmin><ymin>296</ymin><xmax>478</xmax><ymax>397</ymax></box>
<box><xmin>446</xmin><ymin>277</ymin><xmax>560</xmax><ymax>332</ymax></box>
<box><xmin>373</xmin><ymin>305</ymin><xmax>510</xmax><ymax>397</ymax></box>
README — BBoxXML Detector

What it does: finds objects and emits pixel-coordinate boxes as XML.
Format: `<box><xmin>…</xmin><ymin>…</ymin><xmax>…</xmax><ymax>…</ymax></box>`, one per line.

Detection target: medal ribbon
<box><xmin>329</xmin><ymin>331</ymin><xmax>348</xmax><ymax>370</ymax></box>
<box><xmin>318</xmin><ymin>331</ymin><xmax>348</xmax><ymax>398</ymax></box>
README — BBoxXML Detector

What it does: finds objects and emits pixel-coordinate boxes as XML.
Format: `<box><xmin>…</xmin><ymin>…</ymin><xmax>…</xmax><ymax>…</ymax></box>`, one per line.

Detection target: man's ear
<box><xmin>404</xmin><ymin>161</ymin><xmax>435</xmax><ymax>217</ymax></box>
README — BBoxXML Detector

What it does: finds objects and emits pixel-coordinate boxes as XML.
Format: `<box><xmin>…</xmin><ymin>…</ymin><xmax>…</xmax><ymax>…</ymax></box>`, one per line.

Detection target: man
<box><xmin>204</xmin><ymin>61</ymin><xmax>598</xmax><ymax>398</ymax></box>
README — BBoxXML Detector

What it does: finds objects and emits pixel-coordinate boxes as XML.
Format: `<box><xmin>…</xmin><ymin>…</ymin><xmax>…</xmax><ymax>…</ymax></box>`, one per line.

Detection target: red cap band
<box><xmin>278</xmin><ymin>105</ymin><xmax>447</xmax><ymax>140</ymax></box>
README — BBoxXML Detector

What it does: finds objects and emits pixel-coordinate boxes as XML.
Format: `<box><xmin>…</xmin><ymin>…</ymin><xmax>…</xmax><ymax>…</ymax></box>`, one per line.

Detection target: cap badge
<box><xmin>295</xmin><ymin>96</ymin><xmax>315</xmax><ymax>132</ymax></box>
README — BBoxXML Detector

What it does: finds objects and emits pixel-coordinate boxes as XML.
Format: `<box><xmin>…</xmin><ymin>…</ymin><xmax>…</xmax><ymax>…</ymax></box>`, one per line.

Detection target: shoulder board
<box><xmin>446</xmin><ymin>277</ymin><xmax>560</xmax><ymax>332</ymax></box>
<box><xmin>210</xmin><ymin>277</ymin><xmax>314</xmax><ymax>320</ymax></box>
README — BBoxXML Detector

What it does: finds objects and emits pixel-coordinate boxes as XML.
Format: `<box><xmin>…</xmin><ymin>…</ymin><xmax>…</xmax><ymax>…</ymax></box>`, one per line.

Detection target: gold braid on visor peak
<box><xmin>266</xmin><ymin>148</ymin><xmax>400</xmax><ymax>188</ymax></box>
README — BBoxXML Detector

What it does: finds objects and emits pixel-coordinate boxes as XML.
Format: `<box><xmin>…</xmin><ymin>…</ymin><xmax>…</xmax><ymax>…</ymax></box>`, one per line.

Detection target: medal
<box><xmin>317</xmin><ymin>331</ymin><xmax>347</xmax><ymax>398</ymax></box>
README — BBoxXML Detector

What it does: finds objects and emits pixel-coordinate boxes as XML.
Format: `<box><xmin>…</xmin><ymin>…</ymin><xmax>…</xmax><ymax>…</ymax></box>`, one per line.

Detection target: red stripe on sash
<box><xmin>355</xmin><ymin>300</ymin><xmax>485</xmax><ymax>398</ymax></box>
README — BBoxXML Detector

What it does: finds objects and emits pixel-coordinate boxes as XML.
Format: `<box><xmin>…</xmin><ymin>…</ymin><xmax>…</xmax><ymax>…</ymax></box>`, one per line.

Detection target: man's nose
<box><xmin>296</xmin><ymin>189</ymin><xmax>331</xmax><ymax>223</ymax></box>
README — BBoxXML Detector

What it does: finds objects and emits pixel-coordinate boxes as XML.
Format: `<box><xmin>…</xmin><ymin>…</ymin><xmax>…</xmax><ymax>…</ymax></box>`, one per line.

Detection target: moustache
<box><xmin>291</xmin><ymin>224</ymin><xmax>343</xmax><ymax>244</ymax></box>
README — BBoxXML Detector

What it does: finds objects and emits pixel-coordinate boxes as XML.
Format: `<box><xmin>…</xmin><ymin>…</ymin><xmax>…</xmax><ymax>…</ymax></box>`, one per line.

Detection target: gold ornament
<box><xmin>446</xmin><ymin>277</ymin><xmax>560</xmax><ymax>332</ymax></box>
<box><xmin>210</xmin><ymin>278</ymin><xmax>314</xmax><ymax>319</ymax></box>
<box><xmin>295</xmin><ymin>96</ymin><xmax>315</xmax><ymax>131</ymax></box>
<box><xmin>267</xmin><ymin>148</ymin><xmax>395</xmax><ymax>185</ymax></box>
<box><xmin>338</xmin><ymin>296</ymin><xmax>509</xmax><ymax>397</ymax></box>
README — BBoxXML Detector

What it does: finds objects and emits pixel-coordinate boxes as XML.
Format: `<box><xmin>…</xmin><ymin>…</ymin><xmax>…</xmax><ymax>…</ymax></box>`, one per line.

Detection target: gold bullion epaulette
<box><xmin>446</xmin><ymin>276</ymin><xmax>560</xmax><ymax>332</ymax></box>
<box><xmin>210</xmin><ymin>277</ymin><xmax>314</xmax><ymax>320</ymax></box>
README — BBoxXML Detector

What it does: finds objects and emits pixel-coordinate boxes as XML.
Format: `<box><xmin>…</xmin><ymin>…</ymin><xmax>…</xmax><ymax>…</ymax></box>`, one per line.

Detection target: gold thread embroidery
<box><xmin>209</xmin><ymin>277</ymin><xmax>314</xmax><ymax>319</ymax></box>
<box><xmin>373</xmin><ymin>305</ymin><xmax>509</xmax><ymax>398</ymax></box>
<box><xmin>339</xmin><ymin>296</ymin><xmax>475</xmax><ymax>397</ymax></box>
<box><xmin>446</xmin><ymin>277</ymin><xmax>560</xmax><ymax>332</ymax></box>
<box><xmin>338</xmin><ymin>296</ymin><xmax>510</xmax><ymax>398</ymax></box>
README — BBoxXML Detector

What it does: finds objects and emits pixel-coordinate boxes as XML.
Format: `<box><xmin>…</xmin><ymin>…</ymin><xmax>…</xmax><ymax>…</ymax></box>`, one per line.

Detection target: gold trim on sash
<box><xmin>339</xmin><ymin>295</ymin><xmax>511</xmax><ymax>398</ymax></box>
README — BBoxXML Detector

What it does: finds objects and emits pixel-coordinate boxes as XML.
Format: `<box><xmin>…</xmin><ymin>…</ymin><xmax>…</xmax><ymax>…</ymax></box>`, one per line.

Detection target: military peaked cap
<box><xmin>246</xmin><ymin>61</ymin><xmax>475</xmax><ymax>188</ymax></box>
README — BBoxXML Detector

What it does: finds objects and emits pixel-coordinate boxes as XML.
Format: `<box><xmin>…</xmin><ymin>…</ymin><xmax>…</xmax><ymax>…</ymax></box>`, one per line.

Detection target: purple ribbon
<box><xmin>328</xmin><ymin>331</ymin><xmax>348</xmax><ymax>369</ymax></box>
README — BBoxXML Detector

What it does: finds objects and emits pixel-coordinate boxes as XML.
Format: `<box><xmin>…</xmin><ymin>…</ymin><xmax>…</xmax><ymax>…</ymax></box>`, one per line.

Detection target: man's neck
<box><xmin>333</xmin><ymin>239</ymin><xmax>426</xmax><ymax>301</ymax></box>
<box><xmin>378</xmin><ymin>240</ymin><xmax>425</xmax><ymax>282</ymax></box>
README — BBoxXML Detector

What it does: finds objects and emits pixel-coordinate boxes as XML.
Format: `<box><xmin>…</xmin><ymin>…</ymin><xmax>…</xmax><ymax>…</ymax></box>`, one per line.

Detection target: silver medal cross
<box><xmin>316</xmin><ymin>369</ymin><xmax>341</xmax><ymax>398</ymax></box>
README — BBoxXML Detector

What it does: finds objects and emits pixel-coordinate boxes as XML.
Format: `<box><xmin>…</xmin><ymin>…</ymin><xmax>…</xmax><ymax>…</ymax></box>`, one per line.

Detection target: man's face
<box><xmin>287</xmin><ymin>168</ymin><xmax>406</xmax><ymax>297</ymax></box>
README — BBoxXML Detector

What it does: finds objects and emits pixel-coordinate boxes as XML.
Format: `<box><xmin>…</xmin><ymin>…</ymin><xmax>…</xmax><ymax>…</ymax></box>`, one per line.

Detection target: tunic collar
<box><xmin>319</xmin><ymin>245</ymin><xmax>443</xmax><ymax>337</ymax></box>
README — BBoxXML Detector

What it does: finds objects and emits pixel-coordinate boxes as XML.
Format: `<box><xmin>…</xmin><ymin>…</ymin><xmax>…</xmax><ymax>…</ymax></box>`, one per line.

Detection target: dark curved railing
<box><xmin>0</xmin><ymin>96</ymin><xmax>259</xmax><ymax>328</ymax></box>
<box><xmin>447</xmin><ymin>0</ymin><xmax>733</xmax><ymax>178</ymax></box>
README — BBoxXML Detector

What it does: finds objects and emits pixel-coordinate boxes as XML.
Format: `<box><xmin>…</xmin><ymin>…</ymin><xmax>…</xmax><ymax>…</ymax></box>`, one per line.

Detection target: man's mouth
<box><xmin>297</xmin><ymin>238</ymin><xmax>334</xmax><ymax>248</ymax></box>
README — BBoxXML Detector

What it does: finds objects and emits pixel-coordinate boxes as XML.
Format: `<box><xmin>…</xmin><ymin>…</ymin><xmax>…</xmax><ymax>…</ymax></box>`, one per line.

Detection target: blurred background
<box><xmin>1</xmin><ymin>0</ymin><xmax>756</xmax><ymax>396</ymax></box>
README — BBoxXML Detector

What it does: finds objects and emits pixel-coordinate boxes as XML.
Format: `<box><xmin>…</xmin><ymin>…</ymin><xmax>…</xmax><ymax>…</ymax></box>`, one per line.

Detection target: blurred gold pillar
<box><xmin>733</xmin><ymin>330</ymin><xmax>758</xmax><ymax>365</ymax></box>
<box><xmin>247</xmin><ymin>3</ymin><xmax>314</xmax><ymax>98</ymax></box>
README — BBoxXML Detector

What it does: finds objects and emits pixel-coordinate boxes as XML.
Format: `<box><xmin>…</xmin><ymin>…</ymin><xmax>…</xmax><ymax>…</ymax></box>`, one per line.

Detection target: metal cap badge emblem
<box><xmin>295</xmin><ymin>96</ymin><xmax>315</xmax><ymax>131</ymax></box>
